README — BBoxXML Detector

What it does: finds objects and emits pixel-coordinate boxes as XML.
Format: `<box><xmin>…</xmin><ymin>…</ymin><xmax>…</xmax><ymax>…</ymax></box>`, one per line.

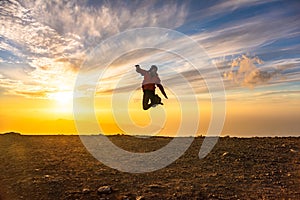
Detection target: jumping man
<box><xmin>135</xmin><ymin>65</ymin><xmax>168</xmax><ymax>110</ymax></box>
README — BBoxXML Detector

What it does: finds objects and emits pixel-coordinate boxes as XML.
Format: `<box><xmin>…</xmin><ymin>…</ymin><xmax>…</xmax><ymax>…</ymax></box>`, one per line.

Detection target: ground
<box><xmin>0</xmin><ymin>134</ymin><xmax>299</xmax><ymax>200</ymax></box>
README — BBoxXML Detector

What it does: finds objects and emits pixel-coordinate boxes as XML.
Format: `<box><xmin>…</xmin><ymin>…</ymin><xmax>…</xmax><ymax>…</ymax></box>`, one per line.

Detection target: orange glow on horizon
<box><xmin>1</xmin><ymin>92</ymin><xmax>300</xmax><ymax>137</ymax></box>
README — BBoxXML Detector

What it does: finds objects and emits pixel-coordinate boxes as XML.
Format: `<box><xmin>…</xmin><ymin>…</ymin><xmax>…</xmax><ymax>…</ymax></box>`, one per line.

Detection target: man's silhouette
<box><xmin>135</xmin><ymin>65</ymin><xmax>168</xmax><ymax>110</ymax></box>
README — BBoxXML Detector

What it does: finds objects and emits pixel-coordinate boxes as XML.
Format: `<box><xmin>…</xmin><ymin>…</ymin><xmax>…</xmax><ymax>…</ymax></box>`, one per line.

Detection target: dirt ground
<box><xmin>0</xmin><ymin>133</ymin><xmax>299</xmax><ymax>200</ymax></box>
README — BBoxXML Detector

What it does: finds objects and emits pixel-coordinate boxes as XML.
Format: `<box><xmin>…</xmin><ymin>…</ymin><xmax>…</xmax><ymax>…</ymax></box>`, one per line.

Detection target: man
<box><xmin>135</xmin><ymin>65</ymin><xmax>168</xmax><ymax>110</ymax></box>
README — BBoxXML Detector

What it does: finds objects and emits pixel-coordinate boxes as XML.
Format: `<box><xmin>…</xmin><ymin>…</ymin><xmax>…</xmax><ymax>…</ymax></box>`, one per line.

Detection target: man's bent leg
<box><xmin>142</xmin><ymin>90</ymin><xmax>154</xmax><ymax>110</ymax></box>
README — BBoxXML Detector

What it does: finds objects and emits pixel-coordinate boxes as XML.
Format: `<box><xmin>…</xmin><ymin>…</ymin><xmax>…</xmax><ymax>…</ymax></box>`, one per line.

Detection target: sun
<box><xmin>49</xmin><ymin>91</ymin><xmax>73</xmax><ymax>105</ymax></box>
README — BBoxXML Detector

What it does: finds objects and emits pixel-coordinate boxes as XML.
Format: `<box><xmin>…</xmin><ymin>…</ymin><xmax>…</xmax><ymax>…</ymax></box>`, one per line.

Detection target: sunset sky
<box><xmin>0</xmin><ymin>0</ymin><xmax>300</xmax><ymax>137</ymax></box>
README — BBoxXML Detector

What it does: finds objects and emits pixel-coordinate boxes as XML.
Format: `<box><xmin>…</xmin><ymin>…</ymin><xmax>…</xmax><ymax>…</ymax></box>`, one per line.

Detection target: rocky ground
<box><xmin>0</xmin><ymin>133</ymin><xmax>299</xmax><ymax>200</ymax></box>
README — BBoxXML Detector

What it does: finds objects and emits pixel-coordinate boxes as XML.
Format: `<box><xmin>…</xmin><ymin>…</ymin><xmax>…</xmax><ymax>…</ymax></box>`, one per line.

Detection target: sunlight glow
<box><xmin>48</xmin><ymin>91</ymin><xmax>73</xmax><ymax>105</ymax></box>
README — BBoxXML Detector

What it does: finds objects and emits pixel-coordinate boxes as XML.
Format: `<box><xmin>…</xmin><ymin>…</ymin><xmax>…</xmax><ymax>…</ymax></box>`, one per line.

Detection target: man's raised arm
<box><xmin>135</xmin><ymin>65</ymin><xmax>146</xmax><ymax>75</ymax></box>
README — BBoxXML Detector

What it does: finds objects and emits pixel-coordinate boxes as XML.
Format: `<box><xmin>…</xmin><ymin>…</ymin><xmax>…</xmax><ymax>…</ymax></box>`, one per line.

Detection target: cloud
<box><xmin>0</xmin><ymin>1</ymin><xmax>82</xmax><ymax>59</ymax></box>
<box><xmin>187</xmin><ymin>4</ymin><xmax>300</xmax><ymax>58</ymax></box>
<box><xmin>184</xmin><ymin>0</ymin><xmax>279</xmax><ymax>29</ymax></box>
<box><xmin>0</xmin><ymin>0</ymin><xmax>189</xmax><ymax>99</ymax></box>
<box><xmin>0</xmin><ymin>62</ymin><xmax>34</xmax><ymax>80</ymax></box>
<box><xmin>183</xmin><ymin>5</ymin><xmax>300</xmax><ymax>93</ymax></box>
<box><xmin>204</xmin><ymin>0</ymin><xmax>271</xmax><ymax>17</ymax></box>
<box><xmin>222</xmin><ymin>54</ymin><xmax>287</xmax><ymax>88</ymax></box>
<box><xmin>225</xmin><ymin>87</ymin><xmax>300</xmax><ymax>103</ymax></box>
<box><xmin>14</xmin><ymin>90</ymin><xmax>48</xmax><ymax>98</ymax></box>
<box><xmin>79</xmin><ymin>16</ymin><xmax>299</xmax><ymax>99</ymax></box>
<box><xmin>20</xmin><ymin>0</ymin><xmax>188</xmax><ymax>48</ymax></box>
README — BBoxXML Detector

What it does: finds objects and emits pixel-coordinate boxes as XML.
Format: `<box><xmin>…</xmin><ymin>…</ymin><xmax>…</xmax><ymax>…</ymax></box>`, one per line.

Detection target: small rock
<box><xmin>97</xmin><ymin>186</ymin><xmax>112</xmax><ymax>195</ymax></box>
<box><xmin>66</xmin><ymin>190</ymin><xmax>81</xmax><ymax>194</ymax></box>
<box><xmin>222</xmin><ymin>152</ymin><xmax>229</xmax><ymax>156</ymax></box>
<box><xmin>290</xmin><ymin>149</ymin><xmax>297</xmax><ymax>153</ymax></box>
<box><xmin>122</xmin><ymin>195</ymin><xmax>130</xmax><ymax>200</ymax></box>
<box><xmin>136</xmin><ymin>196</ymin><xmax>145</xmax><ymax>200</ymax></box>
<box><xmin>148</xmin><ymin>184</ymin><xmax>161</xmax><ymax>189</ymax></box>
<box><xmin>210</xmin><ymin>173</ymin><xmax>218</xmax><ymax>177</ymax></box>
<box><xmin>82</xmin><ymin>188</ymin><xmax>91</xmax><ymax>194</ymax></box>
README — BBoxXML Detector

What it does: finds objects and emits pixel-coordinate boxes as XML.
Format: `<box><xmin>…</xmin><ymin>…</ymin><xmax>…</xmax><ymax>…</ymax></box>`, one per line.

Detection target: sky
<box><xmin>0</xmin><ymin>0</ymin><xmax>299</xmax><ymax>137</ymax></box>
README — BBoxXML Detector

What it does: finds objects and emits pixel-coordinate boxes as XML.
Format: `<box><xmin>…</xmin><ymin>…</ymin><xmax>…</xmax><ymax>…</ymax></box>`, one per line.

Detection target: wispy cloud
<box><xmin>0</xmin><ymin>0</ymin><xmax>188</xmax><ymax>98</ymax></box>
<box><xmin>20</xmin><ymin>0</ymin><xmax>188</xmax><ymax>43</ymax></box>
<box><xmin>192</xmin><ymin>11</ymin><xmax>300</xmax><ymax>57</ymax></box>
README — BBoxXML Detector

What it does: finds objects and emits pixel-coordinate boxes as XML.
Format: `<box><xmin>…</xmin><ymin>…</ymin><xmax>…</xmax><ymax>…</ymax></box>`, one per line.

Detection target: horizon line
<box><xmin>1</xmin><ymin>132</ymin><xmax>299</xmax><ymax>138</ymax></box>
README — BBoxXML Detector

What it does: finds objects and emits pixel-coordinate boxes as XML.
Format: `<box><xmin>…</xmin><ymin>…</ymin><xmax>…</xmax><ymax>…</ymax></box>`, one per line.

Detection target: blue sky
<box><xmin>0</xmin><ymin>0</ymin><xmax>299</xmax><ymax>136</ymax></box>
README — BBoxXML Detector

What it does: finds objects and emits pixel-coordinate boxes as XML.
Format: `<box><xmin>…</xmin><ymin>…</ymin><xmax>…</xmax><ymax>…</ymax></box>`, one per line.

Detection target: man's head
<box><xmin>149</xmin><ymin>65</ymin><xmax>158</xmax><ymax>76</ymax></box>
<box><xmin>150</xmin><ymin>65</ymin><xmax>158</xmax><ymax>72</ymax></box>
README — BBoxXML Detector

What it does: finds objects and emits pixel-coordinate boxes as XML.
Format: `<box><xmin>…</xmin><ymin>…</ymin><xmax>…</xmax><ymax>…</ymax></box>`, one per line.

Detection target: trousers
<box><xmin>142</xmin><ymin>90</ymin><xmax>156</xmax><ymax>110</ymax></box>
